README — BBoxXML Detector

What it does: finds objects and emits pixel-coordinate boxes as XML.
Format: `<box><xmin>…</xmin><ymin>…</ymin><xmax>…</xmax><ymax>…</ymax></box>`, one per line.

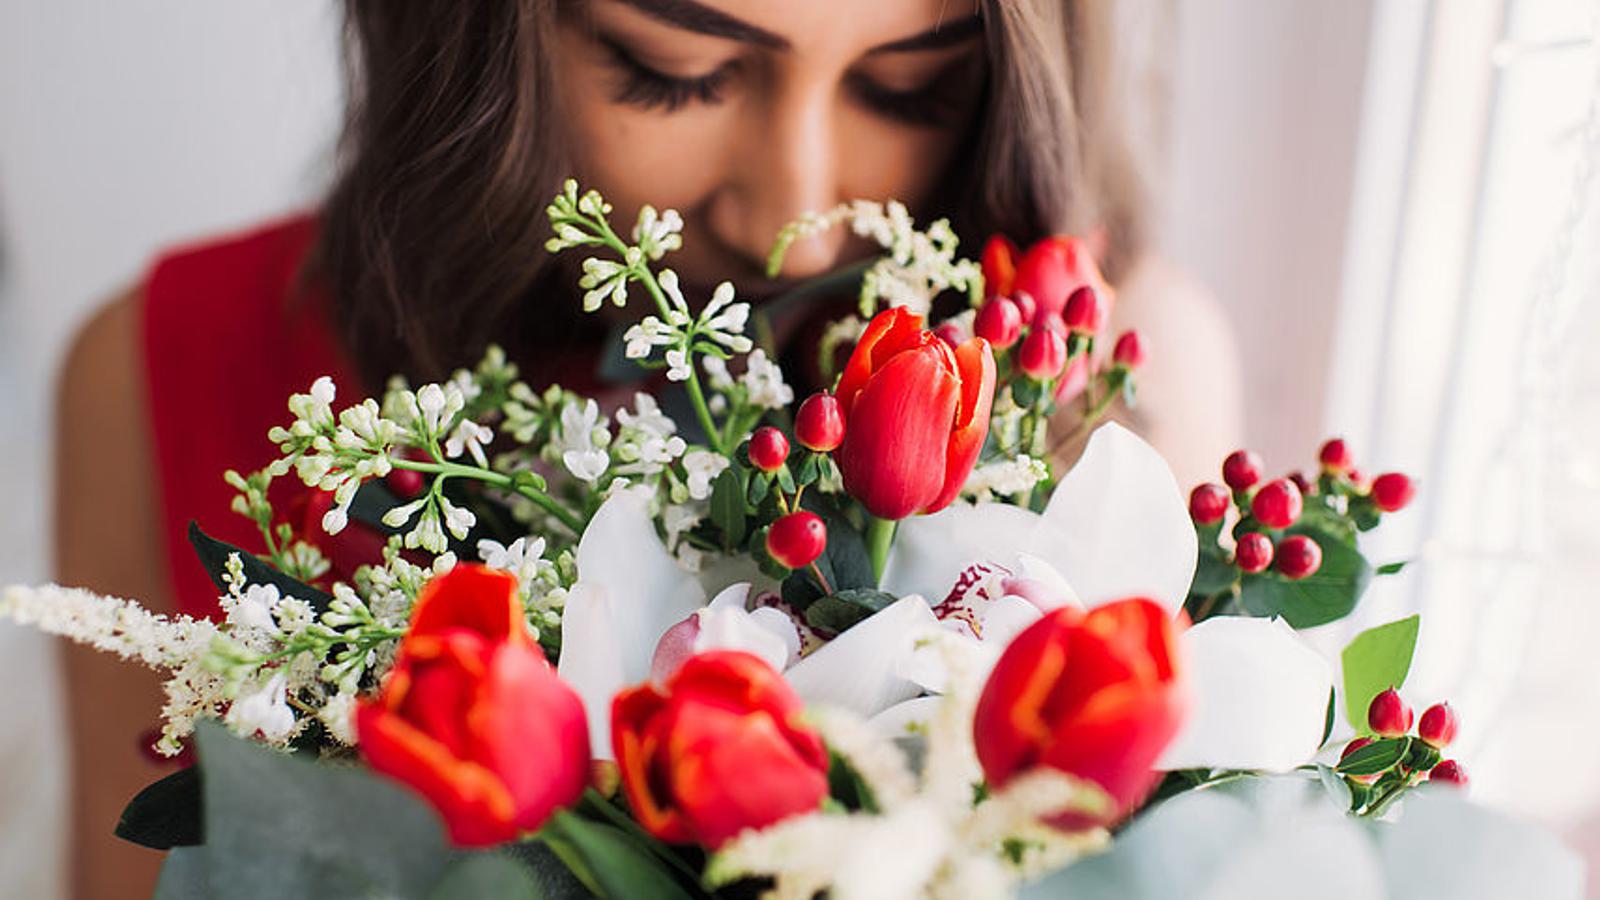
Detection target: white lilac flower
<box><xmin>557</xmin><ymin>398</ymin><xmax>610</xmax><ymax>482</ymax></box>
<box><xmin>616</xmin><ymin>393</ymin><xmax>676</xmax><ymax>438</ymax></box>
<box><xmin>740</xmin><ymin>349</ymin><xmax>794</xmax><ymax>410</ymax></box>
<box><xmin>665</xmin><ymin>348</ymin><xmax>692</xmax><ymax>382</ymax></box>
<box><xmin>439</xmin><ymin>496</ymin><xmax>476</xmax><ymax>540</ymax></box>
<box><xmin>444</xmin><ymin>418</ymin><xmax>494</xmax><ymax>467</ymax></box>
<box><xmin>681</xmin><ymin>450</ymin><xmax>729</xmax><ymax>501</ymax></box>
<box><xmin>225</xmin><ymin>673</ymin><xmax>296</xmax><ymax>743</ymax></box>
<box><xmin>623</xmin><ymin>315</ymin><xmax>677</xmax><ymax>360</ymax></box>
<box><xmin>701</xmin><ymin>355</ymin><xmax>736</xmax><ymax>391</ymax></box>
<box><xmin>662</xmin><ymin>503</ymin><xmax>705</xmax><ymax>549</ymax></box>
<box><xmin>632</xmin><ymin>204</ymin><xmax>684</xmax><ymax>260</ymax></box>
<box><xmin>655</xmin><ymin>270</ymin><xmax>695</xmax><ymax>324</ymax></box>
<box><xmin>697</xmin><ymin>282</ymin><xmax>753</xmax><ymax>353</ymax></box>
<box><xmin>579</xmin><ymin>257</ymin><xmax>630</xmax><ymax>312</ymax></box>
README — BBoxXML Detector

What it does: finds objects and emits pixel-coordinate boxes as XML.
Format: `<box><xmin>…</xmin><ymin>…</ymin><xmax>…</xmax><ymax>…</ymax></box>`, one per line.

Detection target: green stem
<box><xmin>866</xmin><ymin>516</ymin><xmax>897</xmax><ymax>585</ymax></box>
<box><xmin>391</xmin><ymin>458</ymin><xmax>586</xmax><ymax>535</ymax></box>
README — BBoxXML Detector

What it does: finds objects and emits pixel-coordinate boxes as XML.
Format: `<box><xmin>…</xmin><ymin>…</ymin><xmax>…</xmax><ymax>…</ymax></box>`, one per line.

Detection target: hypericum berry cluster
<box><xmin>740</xmin><ymin>406</ymin><xmax>846</xmax><ymax>582</ymax></box>
<box><xmin>1335</xmin><ymin>689</ymin><xmax>1466</xmax><ymax>816</ymax></box>
<box><xmin>1189</xmin><ymin>438</ymin><xmax>1418</xmax><ymax>581</ymax></box>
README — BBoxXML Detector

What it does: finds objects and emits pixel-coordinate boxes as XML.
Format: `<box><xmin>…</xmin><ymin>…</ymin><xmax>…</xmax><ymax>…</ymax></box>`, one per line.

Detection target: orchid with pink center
<box><xmin>880</xmin><ymin>423</ymin><xmax>1335</xmax><ymax>773</ymax></box>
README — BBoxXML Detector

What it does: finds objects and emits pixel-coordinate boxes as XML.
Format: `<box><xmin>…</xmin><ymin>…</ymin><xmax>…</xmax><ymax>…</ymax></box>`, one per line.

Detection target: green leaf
<box><xmin>745</xmin><ymin>471</ymin><xmax>771</xmax><ymax>506</ymax></box>
<box><xmin>116</xmin><ymin>765</ymin><xmax>203</xmax><ymax>850</ymax></box>
<box><xmin>187</xmin><ymin>521</ymin><xmax>333</xmax><ymax>610</ymax></box>
<box><xmin>1321</xmin><ymin>688</ymin><xmax>1337</xmax><ymax>747</ymax></box>
<box><xmin>1376</xmin><ymin>560</ymin><xmax>1410</xmax><ymax>576</ymax></box>
<box><xmin>1298</xmin><ymin>501</ymin><xmax>1358</xmax><ymax>546</ymax></box>
<box><xmin>1336</xmin><ymin>736</ymin><xmax>1410</xmax><ymax>776</ymax></box>
<box><xmin>426</xmin><ymin>854</ymin><xmax>543</xmax><ymax>899</ymax></box>
<box><xmin>1341</xmin><ymin>614</ymin><xmax>1420</xmax><ymax>732</ymax></box>
<box><xmin>1237</xmin><ymin>525</ymin><xmax>1373</xmax><ymax>628</ymax></box>
<box><xmin>807</xmin><ymin>503</ymin><xmax>874</xmax><ymax>592</ymax></box>
<box><xmin>795</xmin><ymin>452</ymin><xmax>822</xmax><ymax>487</ymax></box>
<box><xmin>1189</xmin><ymin>545</ymin><xmax>1238</xmax><ymax>596</ymax></box>
<box><xmin>537</xmin><ymin>811</ymin><xmax>704</xmax><ymax>900</ymax></box>
<box><xmin>708</xmin><ymin>468</ymin><xmax>747</xmax><ymax>550</ymax></box>
<box><xmin>827</xmin><ymin>749</ymin><xmax>880</xmax><ymax>813</ymax></box>
<box><xmin>503</xmin><ymin>840</ymin><xmax>594</xmax><ymax>899</ymax></box>
<box><xmin>1314</xmin><ymin>763</ymin><xmax>1353</xmax><ymax>811</ymax></box>
<box><xmin>804</xmin><ymin>589</ymin><xmax>897</xmax><ymax>636</ymax></box>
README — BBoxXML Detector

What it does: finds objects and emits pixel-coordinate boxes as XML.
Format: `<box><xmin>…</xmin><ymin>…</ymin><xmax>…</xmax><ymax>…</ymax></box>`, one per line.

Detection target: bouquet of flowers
<box><xmin>4</xmin><ymin>181</ymin><xmax>1581</xmax><ymax>899</ymax></box>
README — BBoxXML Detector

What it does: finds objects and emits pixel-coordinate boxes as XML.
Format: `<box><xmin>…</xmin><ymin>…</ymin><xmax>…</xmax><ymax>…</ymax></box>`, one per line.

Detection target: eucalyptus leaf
<box><xmin>1341</xmin><ymin>614</ymin><xmax>1420</xmax><ymax>732</ymax></box>
<box><xmin>538</xmin><ymin>811</ymin><xmax>705</xmax><ymax>900</ymax></box>
<box><xmin>426</xmin><ymin>854</ymin><xmax>543</xmax><ymax>900</ymax></box>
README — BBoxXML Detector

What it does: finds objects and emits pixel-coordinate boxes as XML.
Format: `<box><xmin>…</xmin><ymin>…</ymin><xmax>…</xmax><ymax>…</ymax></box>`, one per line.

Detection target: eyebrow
<box><xmin>608</xmin><ymin>0</ymin><xmax>984</xmax><ymax>55</ymax></box>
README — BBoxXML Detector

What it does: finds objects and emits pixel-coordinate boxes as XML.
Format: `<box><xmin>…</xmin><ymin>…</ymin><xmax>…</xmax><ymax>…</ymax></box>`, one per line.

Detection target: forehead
<box><xmin>692</xmin><ymin>0</ymin><xmax>982</xmax><ymax>52</ymax></box>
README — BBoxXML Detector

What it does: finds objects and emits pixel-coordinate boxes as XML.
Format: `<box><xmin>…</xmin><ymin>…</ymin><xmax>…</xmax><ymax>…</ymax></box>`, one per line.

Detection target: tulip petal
<box><xmin>836</xmin><ymin>344</ymin><xmax>960</xmax><ymax>520</ymax></box>
<box><xmin>1158</xmin><ymin>616</ymin><xmax>1333</xmax><ymax>772</ymax></box>
<box><xmin>784</xmin><ymin>596</ymin><xmax>941</xmax><ymax>716</ymax></box>
<box><xmin>1036</xmin><ymin>423</ymin><xmax>1197</xmax><ymax>613</ymax></box>
<box><xmin>880</xmin><ymin>502</ymin><xmax>1043</xmax><ymax>606</ymax></box>
<box><xmin>834</xmin><ymin>306</ymin><xmax>925</xmax><ymax>411</ymax></box>
<box><xmin>574</xmin><ymin>492</ymin><xmax>706</xmax><ymax>682</ymax></box>
<box><xmin>556</xmin><ymin>583</ymin><xmax>628</xmax><ymax>758</ymax></box>
<box><xmin>926</xmin><ymin>338</ymin><xmax>997</xmax><ymax>513</ymax></box>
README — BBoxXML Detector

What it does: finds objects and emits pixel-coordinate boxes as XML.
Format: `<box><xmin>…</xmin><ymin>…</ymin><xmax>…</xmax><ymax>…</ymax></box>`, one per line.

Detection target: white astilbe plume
<box><xmin>709</xmin><ymin>638</ymin><xmax>1107</xmax><ymax>899</ymax></box>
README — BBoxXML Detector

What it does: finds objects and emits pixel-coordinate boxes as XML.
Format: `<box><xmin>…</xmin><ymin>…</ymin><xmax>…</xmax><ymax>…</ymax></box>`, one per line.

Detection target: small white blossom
<box><xmin>655</xmin><ymin>269</ymin><xmax>695</xmax><ymax>323</ymax></box>
<box><xmin>557</xmin><ymin>399</ymin><xmax>610</xmax><ymax>482</ymax></box>
<box><xmin>740</xmin><ymin>349</ymin><xmax>794</xmax><ymax>410</ymax></box>
<box><xmin>665</xmin><ymin>348</ymin><xmax>692</xmax><ymax>382</ymax></box>
<box><xmin>318</xmin><ymin>690</ymin><xmax>358</xmax><ymax>746</ymax></box>
<box><xmin>579</xmin><ymin>257</ymin><xmax>630</xmax><ymax>312</ymax></box>
<box><xmin>681</xmin><ymin>450</ymin><xmax>729</xmax><ymax>501</ymax></box>
<box><xmin>623</xmin><ymin>315</ymin><xmax>677</xmax><ymax>360</ymax></box>
<box><xmin>225</xmin><ymin>673</ymin><xmax>296</xmax><ymax>743</ymax></box>
<box><xmin>964</xmin><ymin>455</ymin><xmax>1050</xmax><ymax>501</ymax></box>
<box><xmin>701</xmin><ymin>355</ymin><xmax>736</xmax><ymax>391</ymax></box>
<box><xmin>439</xmin><ymin>496</ymin><xmax>476</xmax><ymax>540</ymax></box>
<box><xmin>632</xmin><ymin>204</ymin><xmax>684</xmax><ymax>260</ymax></box>
<box><xmin>445</xmin><ymin>418</ymin><xmax>494</xmax><ymax>467</ymax></box>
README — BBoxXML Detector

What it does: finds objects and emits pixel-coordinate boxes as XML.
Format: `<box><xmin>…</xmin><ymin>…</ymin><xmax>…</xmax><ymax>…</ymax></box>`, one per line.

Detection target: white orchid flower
<box><xmin>880</xmin><ymin>423</ymin><xmax>1333</xmax><ymax>773</ymax></box>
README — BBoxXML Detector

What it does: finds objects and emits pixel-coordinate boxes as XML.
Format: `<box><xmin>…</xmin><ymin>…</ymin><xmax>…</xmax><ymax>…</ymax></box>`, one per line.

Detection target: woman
<box><xmin>56</xmin><ymin>0</ymin><xmax>1242</xmax><ymax>894</ymax></box>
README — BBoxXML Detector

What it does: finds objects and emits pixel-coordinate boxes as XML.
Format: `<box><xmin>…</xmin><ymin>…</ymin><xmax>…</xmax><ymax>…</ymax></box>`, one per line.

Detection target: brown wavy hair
<box><xmin>318</xmin><ymin>0</ymin><xmax>1149</xmax><ymax>389</ymax></box>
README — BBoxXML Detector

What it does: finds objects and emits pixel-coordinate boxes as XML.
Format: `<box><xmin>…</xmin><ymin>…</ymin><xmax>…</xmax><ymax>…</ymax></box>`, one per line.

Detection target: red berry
<box><xmin>1011</xmin><ymin>289</ymin><xmax>1038</xmax><ymax>324</ymax></box>
<box><xmin>1111</xmin><ymin>330</ymin><xmax>1146</xmax><ymax>369</ymax></box>
<box><xmin>387</xmin><ymin>467</ymin><xmax>426</xmax><ymax>500</ymax></box>
<box><xmin>1287</xmin><ymin>470</ymin><xmax>1313</xmax><ymax>496</ymax></box>
<box><xmin>1251</xmin><ymin>478</ymin><xmax>1304</xmax><ymax>529</ymax></box>
<box><xmin>1346</xmin><ymin>467</ymin><xmax>1366</xmax><ymax>487</ymax></box>
<box><xmin>1017</xmin><ymin>325</ymin><xmax>1068</xmax><ymax>380</ymax></box>
<box><xmin>766</xmin><ymin>511</ymin><xmax>827</xmax><ymax>569</ymax></box>
<box><xmin>1274</xmin><ymin>534</ymin><xmax>1322</xmax><ymax>579</ymax></box>
<box><xmin>1235</xmin><ymin>532</ymin><xmax>1274</xmax><ymax>573</ymax></box>
<box><xmin>1189</xmin><ymin>483</ymin><xmax>1231</xmax><ymax>525</ymax></box>
<box><xmin>1367</xmin><ymin>688</ymin><xmax>1413</xmax><ymax>738</ymax></box>
<box><xmin>748</xmin><ymin>427</ymin><xmax>790</xmax><ymax>473</ymax></box>
<box><xmin>1429</xmin><ymin>759</ymin><xmax>1468</xmax><ymax>788</ymax></box>
<box><xmin>794</xmin><ymin>393</ymin><xmax>845</xmax><ymax>453</ymax></box>
<box><xmin>1319</xmin><ymin>438</ymin><xmax>1353</xmax><ymax>473</ymax></box>
<box><xmin>1418</xmin><ymin>702</ymin><xmax>1459</xmax><ymax>749</ymax></box>
<box><xmin>1371</xmin><ymin>472</ymin><xmax>1416</xmax><ymax>512</ymax></box>
<box><xmin>1223</xmin><ymin>449</ymin><xmax>1264</xmax><ymax>491</ymax></box>
<box><xmin>1062</xmin><ymin>285</ymin><xmax>1105</xmax><ymax>334</ymax></box>
<box><xmin>974</xmin><ymin>297</ymin><xmax>1024</xmax><ymax>350</ymax></box>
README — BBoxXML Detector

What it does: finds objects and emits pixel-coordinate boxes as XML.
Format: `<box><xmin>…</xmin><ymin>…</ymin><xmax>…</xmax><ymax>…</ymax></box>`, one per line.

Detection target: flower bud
<box><xmin>766</xmin><ymin>511</ymin><xmax>827</xmax><ymax>569</ymax></box>
<box><xmin>1251</xmin><ymin>478</ymin><xmax>1303</xmax><ymax>529</ymax></box>
<box><xmin>1017</xmin><ymin>326</ymin><xmax>1068</xmax><ymax>381</ymax></box>
<box><xmin>1418</xmin><ymin>702</ymin><xmax>1459</xmax><ymax>749</ymax></box>
<box><xmin>1223</xmin><ymin>449</ymin><xmax>1264</xmax><ymax>491</ymax></box>
<box><xmin>794</xmin><ymin>392</ymin><xmax>845</xmax><ymax>453</ymax></box>
<box><xmin>1189</xmin><ymin>483</ymin><xmax>1231</xmax><ymax>525</ymax></box>
<box><xmin>974</xmin><ymin>297</ymin><xmax>1024</xmax><ymax>349</ymax></box>
<box><xmin>748</xmin><ymin>427</ymin><xmax>790</xmax><ymax>473</ymax></box>
<box><xmin>1274</xmin><ymin>534</ymin><xmax>1322</xmax><ymax>579</ymax></box>
<box><xmin>1318</xmin><ymin>438</ymin><xmax>1353</xmax><ymax>474</ymax></box>
<box><xmin>1287</xmin><ymin>470</ymin><xmax>1313</xmax><ymax>496</ymax></box>
<box><xmin>1111</xmin><ymin>330</ymin><xmax>1146</xmax><ymax>369</ymax></box>
<box><xmin>1235</xmin><ymin>532</ymin><xmax>1274</xmax><ymax>573</ymax></box>
<box><xmin>1429</xmin><ymin>759</ymin><xmax>1468</xmax><ymax>788</ymax></box>
<box><xmin>1371</xmin><ymin>472</ymin><xmax>1416</xmax><ymax>512</ymax></box>
<box><xmin>1011</xmin><ymin>289</ymin><xmax>1038</xmax><ymax>324</ymax></box>
<box><xmin>1062</xmin><ymin>285</ymin><xmax>1105</xmax><ymax>335</ymax></box>
<box><xmin>1367</xmin><ymin>688</ymin><xmax>1413</xmax><ymax>738</ymax></box>
<box><xmin>934</xmin><ymin>320</ymin><xmax>965</xmax><ymax>348</ymax></box>
<box><xmin>981</xmin><ymin>234</ymin><xmax>1018</xmax><ymax>300</ymax></box>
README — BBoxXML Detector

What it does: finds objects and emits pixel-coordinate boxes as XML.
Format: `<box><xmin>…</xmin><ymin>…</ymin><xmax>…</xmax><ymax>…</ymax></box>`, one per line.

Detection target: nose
<box><xmin>708</xmin><ymin>77</ymin><xmax>848</xmax><ymax>280</ymax></box>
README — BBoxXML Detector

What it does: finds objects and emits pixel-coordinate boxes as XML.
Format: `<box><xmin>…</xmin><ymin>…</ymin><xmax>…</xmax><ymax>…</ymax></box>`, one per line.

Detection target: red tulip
<box><xmin>356</xmin><ymin>565</ymin><xmax>590</xmax><ymax>846</ymax></box>
<box><xmin>981</xmin><ymin>234</ymin><xmax>1020</xmax><ymax>299</ymax></box>
<box><xmin>1014</xmin><ymin>236</ymin><xmax>1113</xmax><ymax>324</ymax></box>
<box><xmin>613</xmin><ymin>651</ymin><xmax>829</xmax><ymax>848</ymax></box>
<box><xmin>974</xmin><ymin>600</ymin><xmax>1185</xmax><ymax>828</ymax></box>
<box><xmin>834</xmin><ymin>307</ymin><xmax>996</xmax><ymax>520</ymax></box>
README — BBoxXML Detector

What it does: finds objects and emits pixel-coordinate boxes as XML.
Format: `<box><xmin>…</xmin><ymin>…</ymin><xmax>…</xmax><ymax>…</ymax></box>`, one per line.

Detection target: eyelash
<box><xmin>597</xmin><ymin>35</ymin><xmax>977</xmax><ymax>129</ymax></box>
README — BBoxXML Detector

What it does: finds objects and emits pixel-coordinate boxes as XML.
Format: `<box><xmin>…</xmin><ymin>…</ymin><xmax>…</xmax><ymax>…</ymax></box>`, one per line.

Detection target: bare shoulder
<box><xmin>1109</xmin><ymin>255</ymin><xmax>1246</xmax><ymax>488</ymax></box>
<box><xmin>56</xmin><ymin>287</ymin><xmax>171</xmax><ymax>609</ymax></box>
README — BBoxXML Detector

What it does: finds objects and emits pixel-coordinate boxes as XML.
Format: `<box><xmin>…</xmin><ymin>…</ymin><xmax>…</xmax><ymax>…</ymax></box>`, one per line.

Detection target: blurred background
<box><xmin>1</xmin><ymin>0</ymin><xmax>1597</xmax><ymax>896</ymax></box>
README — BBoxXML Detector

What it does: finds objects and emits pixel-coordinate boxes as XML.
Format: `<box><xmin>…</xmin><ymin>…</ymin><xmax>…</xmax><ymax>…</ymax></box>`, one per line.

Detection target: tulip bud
<box><xmin>1011</xmin><ymin>289</ymin><xmax>1038</xmax><ymax>324</ymax></box>
<box><xmin>981</xmin><ymin>234</ymin><xmax>1018</xmax><ymax>299</ymax></box>
<box><xmin>1017</xmin><ymin>326</ymin><xmax>1068</xmax><ymax>380</ymax></box>
<box><xmin>1367</xmin><ymin>688</ymin><xmax>1413</xmax><ymax>738</ymax></box>
<box><xmin>1189</xmin><ymin>483</ymin><xmax>1231</xmax><ymax>525</ymax></box>
<box><xmin>1418</xmin><ymin>702</ymin><xmax>1459</xmax><ymax>749</ymax></box>
<box><xmin>1371</xmin><ymin>472</ymin><xmax>1416</xmax><ymax>512</ymax></box>
<box><xmin>1223</xmin><ymin>449</ymin><xmax>1264</xmax><ymax>491</ymax></box>
<box><xmin>748</xmin><ymin>427</ymin><xmax>790</xmax><ymax>473</ymax></box>
<box><xmin>1235</xmin><ymin>532</ymin><xmax>1274</xmax><ymax>573</ymax></box>
<box><xmin>1319</xmin><ymin>438</ymin><xmax>1353</xmax><ymax>474</ymax></box>
<box><xmin>974</xmin><ymin>297</ymin><xmax>1024</xmax><ymax>349</ymax></box>
<box><xmin>794</xmin><ymin>392</ymin><xmax>845</xmax><ymax>453</ymax></box>
<box><xmin>1111</xmin><ymin>330</ymin><xmax>1146</xmax><ymax>369</ymax></box>
<box><xmin>1251</xmin><ymin>478</ymin><xmax>1304</xmax><ymax>529</ymax></box>
<box><xmin>766</xmin><ymin>511</ymin><xmax>827</xmax><ymax>570</ymax></box>
<box><xmin>1274</xmin><ymin>534</ymin><xmax>1322</xmax><ymax>579</ymax></box>
<box><xmin>934</xmin><ymin>320</ymin><xmax>965</xmax><ymax>348</ymax></box>
<box><xmin>1429</xmin><ymin>759</ymin><xmax>1468</xmax><ymax>788</ymax></box>
<box><xmin>1062</xmin><ymin>285</ymin><xmax>1105</xmax><ymax>335</ymax></box>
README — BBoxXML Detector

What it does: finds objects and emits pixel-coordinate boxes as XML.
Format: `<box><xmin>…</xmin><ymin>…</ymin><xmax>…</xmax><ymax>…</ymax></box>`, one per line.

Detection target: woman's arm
<box><xmin>55</xmin><ymin>289</ymin><xmax>172</xmax><ymax>899</ymax></box>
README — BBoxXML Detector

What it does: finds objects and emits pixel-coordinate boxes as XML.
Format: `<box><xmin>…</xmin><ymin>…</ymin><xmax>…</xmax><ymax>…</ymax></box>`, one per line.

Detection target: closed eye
<box><xmin>598</xmin><ymin>34</ymin><xmax>735</xmax><ymax>113</ymax></box>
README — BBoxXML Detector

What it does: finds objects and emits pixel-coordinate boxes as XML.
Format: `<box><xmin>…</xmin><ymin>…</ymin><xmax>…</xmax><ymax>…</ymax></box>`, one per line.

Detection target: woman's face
<box><xmin>554</xmin><ymin>0</ymin><xmax>986</xmax><ymax>296</ymax></box>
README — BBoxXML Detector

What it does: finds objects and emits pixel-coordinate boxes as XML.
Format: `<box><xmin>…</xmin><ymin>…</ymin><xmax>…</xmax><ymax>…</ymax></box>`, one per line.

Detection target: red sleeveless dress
<box><xmin>141</xmin><ymin>215</ymin><xmax>356</xmax><ymax>619</ymax></box>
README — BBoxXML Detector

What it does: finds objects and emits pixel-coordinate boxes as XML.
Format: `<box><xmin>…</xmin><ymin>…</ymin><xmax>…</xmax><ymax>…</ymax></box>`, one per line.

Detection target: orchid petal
<box><xmin>784</xmin><ymin>596</ymin><xmax>941</xmax><ymax>716</ymax></box>
<box><xmin>747</xmin><ymin>606</ymin><xmax>803</xmax><ymax>668</ymax></box>
<box><xmin>1037</xmin><ymin>423</ymin><xmax>1196</xmax><ymax>613</ymax></box>
<box><xmin>880</xmin><ymin>502</ymin><xmax>1041</xmax><ymax>604</ymax></box>
<box><xmin>981</xmin><ymin>595</ymin><xmax>1045</xmax><ymax>647</ymax></box>
<box><xmin>868</xmin><ymin>696</ymin><xmax>945</xmax><ymax>739</ymax></box>
<box><xmin>1159</xmin><ymin>617</ymin><xmax>1334</xmax><ymax>772</ymax></box>
<box><xmin>555</xmin><ymin>583</ymin><xmax>627</xmax><ymax>758</ymax></box>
